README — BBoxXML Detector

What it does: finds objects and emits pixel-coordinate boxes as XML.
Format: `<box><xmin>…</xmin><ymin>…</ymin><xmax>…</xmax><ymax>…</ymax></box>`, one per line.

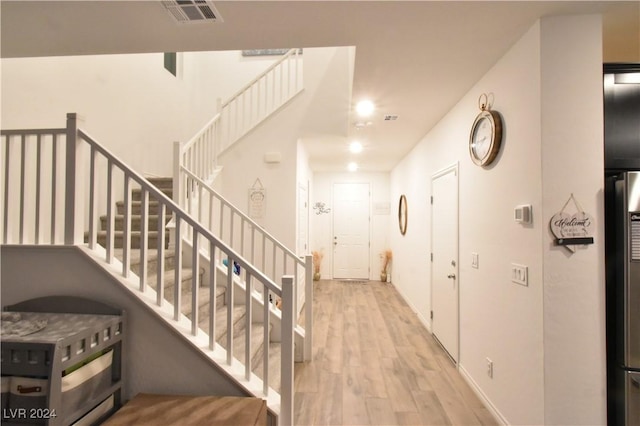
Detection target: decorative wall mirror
<box><xmin>398</xmin><ymin>194</ymin><xmax>408</xmax><ymax>235</ymax></box>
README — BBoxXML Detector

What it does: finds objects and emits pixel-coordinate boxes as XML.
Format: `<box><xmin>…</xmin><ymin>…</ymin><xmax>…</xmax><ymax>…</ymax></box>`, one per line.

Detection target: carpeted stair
<box><xmin>103</xmin><ymin>177</ymin><xmax>281</xmax><ymax>392</ymax></box>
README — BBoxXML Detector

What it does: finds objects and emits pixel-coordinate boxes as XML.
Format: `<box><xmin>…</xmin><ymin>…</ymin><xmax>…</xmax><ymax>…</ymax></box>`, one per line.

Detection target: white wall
<box><xmin>540</xmin><ymin>15</ymin><xmax>606</xmax><ymax>425</ymax></box>
<box><xmin>389</xmin><ymin>15</ymin><xmax>605</xmax><ymax>425</ymax></box>
<box><xmin>1</xmin><ymin>51</ymin><xmax>279</xmax><ymax>177</ymax></box>
<box><xmin>312</xmin><ymin>171</ymin><xmax>390</xmax><ymax>281</ymax></box>
<box><xmin>217</xmin><ymin>47</ymin><xmax>353</xmax><ymax>252</ymax></box>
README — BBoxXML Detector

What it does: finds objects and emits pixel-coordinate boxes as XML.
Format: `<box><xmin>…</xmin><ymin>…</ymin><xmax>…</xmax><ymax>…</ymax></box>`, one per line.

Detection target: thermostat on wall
<box><xmin>515</xmin><ymin>204</ymin><xmax>532</xmax><ymax>224</ymax></box>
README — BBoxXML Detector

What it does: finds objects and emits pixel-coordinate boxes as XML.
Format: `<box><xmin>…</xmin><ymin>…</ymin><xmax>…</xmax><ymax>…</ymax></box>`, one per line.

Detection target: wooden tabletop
<box><xmin>102</xmin><ymin>393</ymin><xmax>267</xmax><ymax>426</ymax></box>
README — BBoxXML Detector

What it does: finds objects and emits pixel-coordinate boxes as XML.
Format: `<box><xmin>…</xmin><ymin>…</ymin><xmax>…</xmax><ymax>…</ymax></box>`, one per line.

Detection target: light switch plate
<box><xmin>511</xmin><ymin>263</ymin><xmax>528</xmax><ymax>286</ymax></box>
<box><xmin>472</xmin><ymin>253</ymin><xmax>479</xmax><ymax>269</ymax></box>
<box><xmin>514</xmin><ymin>204</ymin><xmax>532</xmax><ymax>224</ymax></box>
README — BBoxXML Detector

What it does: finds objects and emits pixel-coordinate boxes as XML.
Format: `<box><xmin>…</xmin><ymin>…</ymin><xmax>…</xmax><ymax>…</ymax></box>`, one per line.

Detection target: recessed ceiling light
<box><xmin>348</xmin><ymin>162</ymin><xmax>359</xmax><ymax>172</ymax></box>
<box><xmin>356</xmin><ymin>100</ymin><xmax>375</xmax><ymax>117</ymax></box>
<box><xmin>349</xmin><ymin>141</ymin><xmax>363</xmax><ymax>154</ymax></box>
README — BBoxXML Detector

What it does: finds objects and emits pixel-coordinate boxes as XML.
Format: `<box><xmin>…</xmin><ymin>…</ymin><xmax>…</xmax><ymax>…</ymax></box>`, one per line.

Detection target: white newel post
<box><xmin>280</xmin><ymin>275</ymin><xmax>295</xmax><ymax>426</ymax></box>
<box><xmin>64</xmin><ymin>113</ymin><xmax>85</xmax><ymax>245</ymax></box>
<box><xmin>304</xmin><ymin>254</ymin><xmax>313</xmax><ymax>362</ymax></box>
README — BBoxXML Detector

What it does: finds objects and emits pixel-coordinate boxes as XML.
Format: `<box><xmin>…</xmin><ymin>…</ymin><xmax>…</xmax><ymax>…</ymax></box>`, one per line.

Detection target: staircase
<box><xmin>99</xmin><ymin>177</ymin><xmax>283</xmax><ymax>392</ymax></box>
<box><xmin>1</xmin><ymin>47</ymin><xmax>308</xmax><ymax>424</ymax></box>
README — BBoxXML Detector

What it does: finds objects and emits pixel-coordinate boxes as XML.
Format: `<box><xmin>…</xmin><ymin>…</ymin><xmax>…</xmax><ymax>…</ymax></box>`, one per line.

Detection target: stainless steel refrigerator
<box><xmin>607</xmin><ymin>171</ymin><xmax>640</xmax><ymax>425</ymax></box>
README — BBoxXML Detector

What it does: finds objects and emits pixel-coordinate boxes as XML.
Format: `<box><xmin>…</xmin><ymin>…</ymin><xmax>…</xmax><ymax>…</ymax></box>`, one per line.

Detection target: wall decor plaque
<box><xmin>550</xmin><ymin>194</ymin><xmax>594</xmax><ymax>252</ymax></box>
<box><xmin>249</xmin><ymin>178</ymin><xmax>266</xmax><ymax>224</ymax></box>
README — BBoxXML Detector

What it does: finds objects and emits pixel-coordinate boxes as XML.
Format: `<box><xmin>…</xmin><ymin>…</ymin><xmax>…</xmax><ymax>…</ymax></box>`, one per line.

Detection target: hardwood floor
<box><xmin>294</xmin><ymin>280</ymin><xmax>497</xmax><ymax>426</ymax></box>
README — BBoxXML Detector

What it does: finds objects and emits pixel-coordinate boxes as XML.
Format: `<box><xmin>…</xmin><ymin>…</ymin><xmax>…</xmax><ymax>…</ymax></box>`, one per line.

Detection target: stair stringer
<box><xmin>82</xmin><ymin>245</ymin><xmax>285</xmax><ymax>418</ymax></box>
<box><xmin>11</xmin><ymin>246</ymin><xmax>280</xmax><ymax>422</ymax></box>
<box><xmin>1</xmin><ymin>245</ymin><xmax>284</xmax><ymax>421</ymax></box>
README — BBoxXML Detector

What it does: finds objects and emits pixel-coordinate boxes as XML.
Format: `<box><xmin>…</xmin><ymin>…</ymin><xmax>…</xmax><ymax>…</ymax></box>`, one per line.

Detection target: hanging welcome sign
<box><xmin>249</xmin><ymin>178</ymin><xmax>266</xmax><ymax>225</ymax></box>
<box><xmin>550</xmin><ymin>193</ymin><xmax>594</xmax><ymax>252</ymax></box>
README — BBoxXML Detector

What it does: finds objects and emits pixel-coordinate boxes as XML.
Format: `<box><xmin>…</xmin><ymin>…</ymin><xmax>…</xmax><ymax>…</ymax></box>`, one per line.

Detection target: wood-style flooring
<box><xmin>294</xmin><ymin>280</ymin><xmax>497</xmax><ymax>426</ymax></box>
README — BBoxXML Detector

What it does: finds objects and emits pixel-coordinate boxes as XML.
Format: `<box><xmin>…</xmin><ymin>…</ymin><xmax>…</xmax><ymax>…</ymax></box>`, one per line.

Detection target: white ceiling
<box><xmin>1</xmin><ymin>1</ymin><xmax>638</xmax><ymax>172</ymax></box>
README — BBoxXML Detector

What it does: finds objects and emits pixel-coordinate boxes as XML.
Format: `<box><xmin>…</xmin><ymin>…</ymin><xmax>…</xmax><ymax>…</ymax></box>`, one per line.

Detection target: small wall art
<box><xmin>313</xmin><ymin>202</ymin><xmax>331</xmax><ymax>215</ymax></box>
<box><xmin>549</xmin><ymin>193</ymin><xmax>594</xmax><ymax>253</ymax></box>
<box><xmin>249</xmin><ymin>178</ymin><xmax>266</xmax><ymax>224</ymax></box>
<box><xmin>398</xmin><ymin>195</ymin><xmax>408</xmax><ymax>235</ymax></box>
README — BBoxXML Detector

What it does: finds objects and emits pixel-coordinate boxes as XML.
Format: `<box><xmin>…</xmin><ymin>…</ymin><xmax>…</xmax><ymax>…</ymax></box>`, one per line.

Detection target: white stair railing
<box><xmin>179</xmin><ymin>48</ymin><xmax>303</xmax><ymax>183</ymax></box>
<box><xmin>1</xmin><ymin>114</ymin><xmax>295</xmax><ymax>425</ymax></box>
<box><xmin>175</xmin><ymin>48</ymin><xmax>312</xmax><ymax>360</ymax></box>
<box><xmin>179</xmin><ymin>166</ymin><xmax>314</xmax><ymax>360</ymax></box>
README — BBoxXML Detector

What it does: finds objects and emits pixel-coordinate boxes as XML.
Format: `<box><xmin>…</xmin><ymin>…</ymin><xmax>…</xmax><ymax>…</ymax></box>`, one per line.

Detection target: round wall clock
<box><xmin>398</xmin><ymin>194</ymin><xmax>408</xmax><ymax>235</ymax></box>
<box><xmin>469</xmin><ymin>93</ymin><xmax>503</xmax><ymax>167</ymax></box>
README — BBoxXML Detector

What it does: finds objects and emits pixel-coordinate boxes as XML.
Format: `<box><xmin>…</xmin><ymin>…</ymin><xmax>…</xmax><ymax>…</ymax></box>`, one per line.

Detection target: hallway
<box><xmin>294</xmin><ymin>280</ymin><xmax>497</xmax><ymax>425</ymax></box>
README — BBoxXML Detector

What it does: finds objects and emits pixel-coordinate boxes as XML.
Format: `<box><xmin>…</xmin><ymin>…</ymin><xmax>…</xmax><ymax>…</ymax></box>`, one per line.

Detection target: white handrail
<box><xmin>181</xmin><ymin>165</ymin><xmax>304</xmax><ymax>268</ymax></box>
<box><xmin>182</xmin><ymin>112</ymin><xmax>221</xmax><ymax>154</ymax></box>
<box><xmin>179</xmin><ymin>47</ymin><xmax>303</xmax><ymax>185</ymax></box>
<box><xmin>221</xmin><ymin>48</ymin><xmax>301</xmax><ymax>108</ymax></box>
<box><xmin>80</xmin><ymin>127</ymin><xmax>281</xmax><ymax>294</ymax></box>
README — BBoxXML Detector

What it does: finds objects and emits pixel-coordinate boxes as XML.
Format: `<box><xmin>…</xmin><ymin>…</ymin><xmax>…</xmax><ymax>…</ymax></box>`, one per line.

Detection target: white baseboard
<box><xmin>458</xmin><ymin>364</ymin><xmax>509</xmax><ymax>425</ymax></box>
<box><xmin>389</xmin><ymin>282</ymin><xmax>431</xmax><ymax>334</ymax></box>
<box><xmin>391</xmin><ymin>282</ymin><xmax>507</xmax><ymax>425</ymax></box>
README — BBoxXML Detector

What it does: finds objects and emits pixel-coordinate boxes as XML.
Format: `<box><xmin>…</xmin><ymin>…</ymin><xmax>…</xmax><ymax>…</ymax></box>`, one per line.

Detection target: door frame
<box><xmin>297</xmin><ymin>181</ymin><xmax>309</xmax><ymax>256</ymax></box>
<box><xmin>430</xmin><ymin>162</ymin><xmax>460</xmax><ymax>363</ymax></box>
<box><xmin>331</xmin><ymin>181</ymin><xmax>371</xmax><ymax>280</ymax></box>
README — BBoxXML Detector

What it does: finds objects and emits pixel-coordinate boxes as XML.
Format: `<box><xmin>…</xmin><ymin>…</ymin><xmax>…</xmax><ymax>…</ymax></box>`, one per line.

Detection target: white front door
<box><xmin>332</xmin><ymin>183</ymin><xmax>370</xmax><ymax>279</ymax></box>
<box><xmin>431</xmin><ymin>164</ymin><xmax>459</xmax><ymax>362</ymax></box>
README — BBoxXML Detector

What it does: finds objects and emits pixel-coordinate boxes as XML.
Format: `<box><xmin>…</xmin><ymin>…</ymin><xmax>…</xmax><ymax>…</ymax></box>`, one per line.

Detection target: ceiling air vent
<box><xmin>384</xmin><ymin>115</ymin><xmax>399</xmax><ymax>121</ymax></box>
<box><xmin>162</xmin><ymin>0</ymin><xmax>223</xmax><ymax>24</ymax></box>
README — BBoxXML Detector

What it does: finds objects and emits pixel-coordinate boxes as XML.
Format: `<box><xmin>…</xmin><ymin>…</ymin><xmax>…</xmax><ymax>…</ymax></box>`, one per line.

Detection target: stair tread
<box><xmin>95</xmin><ymin>230</ymin><xmax>167</xmax><ymax>236</ymax></box>
<box><xmin>133</xmin><ymin>187</ymin><xmax>173</xmax><ymax>194</ymax></box>
<box><xmin>113</xmin><ymin>248</ymin><xmax>175</xmax><ymax>265</ymax></box>
<box><xmin>180</xmin><ymin>285</ymin><xmax>211</xmax><ymax>313</ymax></box>
<box><xmin>231</xmin><ymin>321</ymin><xmax>267</xmax><ymax>370</ymax></box>
<box><xmin>148</xmin><ymin>268</ymin><xmax>194</xmax><ymax>287</ymax></box>
<box><xmin>100</xmin><ymin>214</ymin><xmax>169</xmax><ymax>219</ymax></box>
<box><xmin>197</xmin><ymin>304</ymin><xmax>246</xmax><ymax>342</ymax></box>
<box><xmin>252</xmin><ymin>342</ymin><xmax>281</xmax><ymax>392</ymax></box>
<box><xmin>146</xmin><ymin>177</ymin><xmax>173</xmax><ymax>188</ymax></box>
<box><xmin>116</xmin><ymin>200</ymin><xmax>171</xmax><ymax>206</ymax></box>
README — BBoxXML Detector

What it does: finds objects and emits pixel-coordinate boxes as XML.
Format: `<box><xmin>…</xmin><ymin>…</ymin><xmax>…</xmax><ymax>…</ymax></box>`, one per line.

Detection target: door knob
<box><xmin>447</xmin><ymin>273</ymin><xmax>456</xmax><ymax>279</ymax></box>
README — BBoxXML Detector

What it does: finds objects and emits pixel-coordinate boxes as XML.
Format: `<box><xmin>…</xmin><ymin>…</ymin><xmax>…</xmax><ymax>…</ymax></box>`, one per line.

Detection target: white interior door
<box><xmin>333</xmin><ymin>183</ymin><xmax>370</xmax><ymax>279</ymax></box>
<box><xmin>431</xmin><ymin>164</ymin><xmax>459</xmax><ymax>363</ymax></box>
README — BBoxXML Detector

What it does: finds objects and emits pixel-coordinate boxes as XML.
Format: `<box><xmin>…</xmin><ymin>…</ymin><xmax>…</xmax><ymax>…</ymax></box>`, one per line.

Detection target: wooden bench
<box><xmin>102</xmin><ymin>393</ymin><xmax>267</xmax><ymax>425</ymax></box>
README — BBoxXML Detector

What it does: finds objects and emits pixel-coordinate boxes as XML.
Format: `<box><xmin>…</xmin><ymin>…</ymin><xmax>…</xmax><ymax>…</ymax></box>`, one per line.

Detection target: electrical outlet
<box><xmin>486</xmin><ymin>358</ymin><xmax>493</xmax><ymax>378</ymax></box>
<box><xmin>511</xmin><ymin>263</ymin><xmax>528</xmax><ymax>286</ymax></box>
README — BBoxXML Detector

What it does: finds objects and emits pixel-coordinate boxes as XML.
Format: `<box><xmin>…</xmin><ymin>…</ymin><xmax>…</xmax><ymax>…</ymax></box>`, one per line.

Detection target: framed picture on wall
<box><xmin>398</xmin><ymin>194</ymin><xmax>408</xmax><ymax>235</ymax></box>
